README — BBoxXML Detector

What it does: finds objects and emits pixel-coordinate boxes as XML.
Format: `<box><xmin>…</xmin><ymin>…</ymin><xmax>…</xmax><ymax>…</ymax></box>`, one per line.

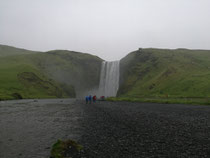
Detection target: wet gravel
<box><xmin>1</xmin><ymin>99</ymin><xmax>210</xmax><ymax>157</ymax></box>
<box><xmin>79</xmin><ymin>101</ymin><xmax>210</xmax><ymax>158</ymax></box>
<box><xmin>0</xmin><ymin>99</ymin><xmax>82</xmax><ymax>158</ymax></box>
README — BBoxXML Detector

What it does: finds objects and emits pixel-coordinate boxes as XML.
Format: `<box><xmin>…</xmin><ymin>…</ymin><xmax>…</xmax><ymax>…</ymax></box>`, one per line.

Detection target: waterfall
<box><xmin>98</xmin><ymin>61</ymin><xmax>120</xmax><ymax>97</ymax></box>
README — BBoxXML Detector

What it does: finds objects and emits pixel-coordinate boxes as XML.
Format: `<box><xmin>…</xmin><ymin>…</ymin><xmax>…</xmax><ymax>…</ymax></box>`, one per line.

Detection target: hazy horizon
<box><xmin>1</xmin><ymin>0</ymin><xmax>210</xmax><ymax>61</ymax></box>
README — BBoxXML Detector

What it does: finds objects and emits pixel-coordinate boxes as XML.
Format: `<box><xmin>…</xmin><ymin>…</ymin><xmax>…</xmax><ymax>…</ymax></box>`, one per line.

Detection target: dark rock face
<box><xmin>12</xmin><ymin>93</ymin><xmax>22</xmax><ymax>99</ymax></box>
<box><xmin>18</xmin><ymin>72</ymin><xmax>46</xmax><ymax>86</ymax></box>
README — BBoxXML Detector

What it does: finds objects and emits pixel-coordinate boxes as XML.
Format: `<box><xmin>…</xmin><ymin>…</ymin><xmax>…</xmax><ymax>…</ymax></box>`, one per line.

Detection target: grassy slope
<box><xmin>0</xmin><ymin>45</ymin><xmax>102</xmax><ymax>100</ymax></box>
<box><xmin>0</xmin><ymin>55</ymin><xmax>70</xmax><ymax>100</ymax></box>
<box><xmin>26</xmin><ymin>50</ymin><xmax>102</xmax><ymax>96</ymax></box>
<box><xmin>118</xmin><ymin>48</ymin><xmax>210</xmax><ymax>99</ymax></box>
<box><xmin>0</xmin><ymin>44</ymin><xmax>38</xmax><ymax>57</ymax></box>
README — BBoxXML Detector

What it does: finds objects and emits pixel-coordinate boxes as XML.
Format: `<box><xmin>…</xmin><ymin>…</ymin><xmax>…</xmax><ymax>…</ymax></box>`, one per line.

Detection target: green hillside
<box><xmin>0</xmin><ymin>45</ymin><xmax>38</xmax><ymax>57</ymax></box>
<box><xmin>24</xmin><ymin>50</ymin><xmax>102</xmax><ymax>96</ymax></box>
<box><xmin>118</xmin><ymin>48</ymin><xmax>210</xmax><ymax>99</ymax></box>
<box><xmin>3</xmin><ymin>44</ymin><xmax>210</xmax><ymax>102</ymax></box>
<box><xmin>0</xmin><ymin>55</ymin><xmax>71</xmax><ymax>100</ymax></box>
<box><xmin>0</xmin><ymin>45</ymin><xmax>102</xmax><ymax>100</ymax></box>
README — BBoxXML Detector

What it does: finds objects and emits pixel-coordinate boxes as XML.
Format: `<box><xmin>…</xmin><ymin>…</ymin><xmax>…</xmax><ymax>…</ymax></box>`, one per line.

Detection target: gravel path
<box><xmin>0</xmin><ymin>99</ymin><xmax>82</xmax><ymax>158</ymax></box>
<box><xmin>79</xmin><ymin>101</ymin><xmax>210</xmax><ymax>158</ymax></box>
<box><xmin>1</xmin><ymin>99</ymin><xmax>210</xmax><ymax>157</ymax></box>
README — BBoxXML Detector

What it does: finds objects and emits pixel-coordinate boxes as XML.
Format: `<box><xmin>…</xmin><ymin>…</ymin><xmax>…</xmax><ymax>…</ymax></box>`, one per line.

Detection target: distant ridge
<box><xmin>0</xmin><ymin>44</ymin><xmax>39</xmax><ymax>57</ymax></box>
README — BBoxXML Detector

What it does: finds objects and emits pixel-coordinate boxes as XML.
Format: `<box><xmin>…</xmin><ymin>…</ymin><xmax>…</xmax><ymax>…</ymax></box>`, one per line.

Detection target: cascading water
<box><xmin>98</xmin><ymin>61</ymin><xmax>120</xmax><ymax>97</ymax></box>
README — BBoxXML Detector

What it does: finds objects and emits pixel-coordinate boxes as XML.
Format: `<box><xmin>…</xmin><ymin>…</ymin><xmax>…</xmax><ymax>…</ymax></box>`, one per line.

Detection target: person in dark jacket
<box><xmin>89</xmin><ymin>95</ymin><xmax>92</xmax><ymax>104</ymax></box>
<box><xmin>85</xmin><ymin>96</ymin><xmax>89</xmax><ymax>104</ymax></box>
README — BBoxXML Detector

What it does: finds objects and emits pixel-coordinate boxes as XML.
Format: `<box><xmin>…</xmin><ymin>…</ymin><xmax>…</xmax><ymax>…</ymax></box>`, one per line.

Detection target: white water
<box><xmin>98</xmin><ymin>61</ymin><xmax>120</xmax><ymax>97</ymax></box>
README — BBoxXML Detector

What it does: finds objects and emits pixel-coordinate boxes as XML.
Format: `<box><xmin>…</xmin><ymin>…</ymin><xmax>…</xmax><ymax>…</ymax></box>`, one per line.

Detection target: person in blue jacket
<box><xmin>89</xmin><ymin>95</ymin><xmax>92</xmax><ymax>104</ymax></box>
<box><xmin>85</xmin><ymin>96</ymin><xmax>89</xmax><ymax>104</ymax></box>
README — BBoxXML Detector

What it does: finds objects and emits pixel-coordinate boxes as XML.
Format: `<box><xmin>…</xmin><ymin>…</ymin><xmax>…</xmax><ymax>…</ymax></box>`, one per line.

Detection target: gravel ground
<box><xmin>79</xmin><ymin>101</ymin><xmax>210</xmax><ymax>158</ymax></box>
<box><xmin>0</xmin><ymin>99</ymin><xmax>83</xmax><ymax>158</ymax></box>
<box><xmin>1</xmin><ymin>99</ymin><xmax>210</xmax><ymax>157</ymax></box>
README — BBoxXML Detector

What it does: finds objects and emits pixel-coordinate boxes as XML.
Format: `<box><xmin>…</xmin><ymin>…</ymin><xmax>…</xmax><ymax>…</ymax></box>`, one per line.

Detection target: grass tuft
<box><xmin>50</xmin><ymin>139</ymin><xmax>83</xmax><ymax>158</ymax></box>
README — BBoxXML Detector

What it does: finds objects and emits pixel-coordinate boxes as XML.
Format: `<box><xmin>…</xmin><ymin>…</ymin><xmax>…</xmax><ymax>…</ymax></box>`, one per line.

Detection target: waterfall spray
<box><xmin>98</xmin><ymin>61</ymin><xmax>120</xmax><ymax>97</ymax></box>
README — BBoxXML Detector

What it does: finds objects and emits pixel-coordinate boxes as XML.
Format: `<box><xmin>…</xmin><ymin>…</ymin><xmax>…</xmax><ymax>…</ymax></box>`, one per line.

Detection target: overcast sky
<box><xmin>0</xmin><ymin>0</ymin><xmax>210</xmax><ymax>61</ymax></box>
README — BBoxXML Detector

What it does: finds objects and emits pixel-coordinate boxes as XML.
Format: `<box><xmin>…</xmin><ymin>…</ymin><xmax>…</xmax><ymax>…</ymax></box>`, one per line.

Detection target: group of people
<box><xmin>85</xmin><ymin>95</ymin><xmax>97</xmax><ymax>104</ymax></box>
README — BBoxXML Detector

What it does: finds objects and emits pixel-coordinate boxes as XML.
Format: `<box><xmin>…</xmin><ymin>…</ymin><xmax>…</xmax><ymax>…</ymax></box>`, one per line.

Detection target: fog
<box><xmin>0</xmin><ymin>0</ymin><xmax>210</xmax><ymax>61</ymax></box>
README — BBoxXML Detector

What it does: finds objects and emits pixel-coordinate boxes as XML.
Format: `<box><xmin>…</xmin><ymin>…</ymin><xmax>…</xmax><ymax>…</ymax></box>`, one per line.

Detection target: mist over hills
<box><xmin>1</xmin><ymin>44</ymin><xmax>210</xmax><ymax>100</ymax></box>
<box><xmin>0</xmin><ymin>44</ymin><xmax>102</xmax><ymax>100</ymax></box>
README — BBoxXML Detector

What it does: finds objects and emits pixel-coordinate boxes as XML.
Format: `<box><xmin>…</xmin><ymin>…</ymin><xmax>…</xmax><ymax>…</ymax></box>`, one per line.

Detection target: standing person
<box><xmin>93</xmin><ymin>95</ymin><xmax>96</xmax><ymax>103</ymax></box>
<box><xmin>85</xmin><ymin>96</ymin><xmax>89</xmax><ymax>104</ymax></box>
<box><xmin>89</xmin><ymin>95</ymin><xmax>92</xmax><ymax>104</ymax></box>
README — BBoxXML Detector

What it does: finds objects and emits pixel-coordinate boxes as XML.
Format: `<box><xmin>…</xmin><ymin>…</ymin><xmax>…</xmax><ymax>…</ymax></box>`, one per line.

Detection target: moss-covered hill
<box><xmin>0</xmin><ymin>45</ymin><xmax>102</xmax><ymax>100</ymax></box>
<box><xmin>119</xmin><ymin>48</ymin><xmax>210</xmax><ymax>98</ymax></box>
